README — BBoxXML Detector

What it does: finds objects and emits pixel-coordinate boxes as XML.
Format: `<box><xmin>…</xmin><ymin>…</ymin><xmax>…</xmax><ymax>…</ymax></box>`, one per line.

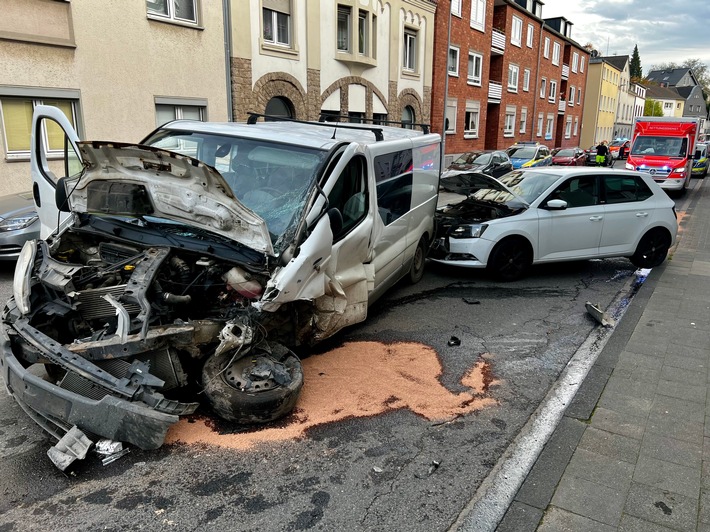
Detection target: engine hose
<box><xmin>169</xmin><ymin>256</ymin><xmax>192</xmax><ymax>284</ymax></box>
<box><xmin>163</xmin><ymin>293</ymin><xmax>192</xmax><ymax>305</ymax></box>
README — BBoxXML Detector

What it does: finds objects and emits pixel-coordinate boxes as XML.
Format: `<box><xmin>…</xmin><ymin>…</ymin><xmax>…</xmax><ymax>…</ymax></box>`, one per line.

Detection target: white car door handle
<box><xmin>589</xmin><ymin>216</ymin><xmax>603</xmax><ymax>221</ymax></box>
<box><xmin>636</xmin><ymin>212</ymin><xmax>649</xmax><ymax>217</ymax></box>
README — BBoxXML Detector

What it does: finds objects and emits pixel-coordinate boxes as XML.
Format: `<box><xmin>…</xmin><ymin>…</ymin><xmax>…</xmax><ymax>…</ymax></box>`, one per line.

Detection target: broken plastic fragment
<box><xmin>95</xmin><ymin>439</ymin><xmax>123</xmax><ymax>456</ymax></box>
<box><xmin>585</xmin><ymin>302</ymin><xmax>615</xmax><ymax>327</ymax></box>
<box><xmin>102</xmin><ymin>448</ymin><xmax>131</xmax><ymax>466</ymax></box>
<box><xmin>47</xmin><ymin>426</ymin><xmax>93</xmax><ymax>471</ymax></box>
<box><xmin>448</xmin><ymin>336</ymin><xmax>461</xmax><ymax>346</ymax></box>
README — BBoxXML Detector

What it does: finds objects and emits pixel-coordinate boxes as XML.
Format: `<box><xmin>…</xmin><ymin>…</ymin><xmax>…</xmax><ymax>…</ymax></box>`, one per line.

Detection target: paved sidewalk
<box><xmin>498</xmin><ymin>176</ymin><xmax>710</xmax><ymax>532</ymax></box>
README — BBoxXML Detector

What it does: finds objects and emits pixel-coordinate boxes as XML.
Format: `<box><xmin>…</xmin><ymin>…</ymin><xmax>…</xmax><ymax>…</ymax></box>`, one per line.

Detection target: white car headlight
<box><xmin>450</xmin><ymin>224</ymin><xmax>488</xmax><ymax>239</ymax></box>
<box><xmin>672</xmin><ymin>167</ymin><xmax>684</xmax><ymax>174</ymax></box>
<box><xmin>0</xmin><ymin>213</ymin><xmax>38</xmax><ymax>232</ymax></box>
<box><xmin>13</xmin><ymin>240</ymin><xmax>37</xmax><ymax>315</ymax></box>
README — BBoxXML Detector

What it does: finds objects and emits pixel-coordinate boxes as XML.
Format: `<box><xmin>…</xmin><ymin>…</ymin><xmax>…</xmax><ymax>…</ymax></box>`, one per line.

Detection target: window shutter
<box><xmin>263</xmin><ymin>0</ymin><xmax>290</xmax><ymax>14</ymax></box>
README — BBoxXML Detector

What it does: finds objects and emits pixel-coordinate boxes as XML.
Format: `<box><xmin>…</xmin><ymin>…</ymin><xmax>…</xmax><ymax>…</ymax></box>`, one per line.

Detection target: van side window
<box><xmin>327</xmin><ymin>155</ymin><xmax>367</xmax><ymax>239</ymax></box>
<box><xmin>374</xmin><ymin>149</ymin><xmax>414</xmax><ymax>225</ymax></box>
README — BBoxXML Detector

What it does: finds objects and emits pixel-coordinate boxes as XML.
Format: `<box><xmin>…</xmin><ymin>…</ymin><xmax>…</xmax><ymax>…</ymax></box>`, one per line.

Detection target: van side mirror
<box><xmin>55</xmin><ymin>177</ymin><xmax>71</xmax><ymax>212</ymax></box>
<box><xmin>327</xmin><ymin>207</ymin><xmax>343</xmax><ymax>238</ymax></box>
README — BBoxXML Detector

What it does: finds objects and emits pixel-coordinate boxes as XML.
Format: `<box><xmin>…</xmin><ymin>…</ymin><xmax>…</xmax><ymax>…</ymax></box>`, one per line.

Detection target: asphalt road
<box><xmin>0</xmin><ymin>179</ymin><xmax>698</xmax><ymax>532</ymax></box>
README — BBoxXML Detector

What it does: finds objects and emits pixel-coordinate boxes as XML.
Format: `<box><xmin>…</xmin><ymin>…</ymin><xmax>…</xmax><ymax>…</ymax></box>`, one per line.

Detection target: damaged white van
<box><xmin>0</xmin><ymin>106</ymin><xmax>440</xmax><ymax>462</ymax></box>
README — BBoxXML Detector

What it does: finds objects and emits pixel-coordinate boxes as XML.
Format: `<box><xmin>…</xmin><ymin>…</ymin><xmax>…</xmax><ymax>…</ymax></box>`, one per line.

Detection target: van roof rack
<box><xmin>317</xmin><ymin>114</ymin><xmax>431</xmax><ymax>134</ymax></box>
<box><xmin>246</xmin><ymin>112</ymin><xmax>388</xmax><ymax>141</ymax></box>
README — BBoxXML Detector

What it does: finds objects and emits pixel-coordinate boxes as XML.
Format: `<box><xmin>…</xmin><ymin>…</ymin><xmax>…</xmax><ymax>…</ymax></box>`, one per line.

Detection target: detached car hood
<box><xmin>68</xmin><ymin>142</ymin><xmax>274</xmax><ymax>255</ymax></box>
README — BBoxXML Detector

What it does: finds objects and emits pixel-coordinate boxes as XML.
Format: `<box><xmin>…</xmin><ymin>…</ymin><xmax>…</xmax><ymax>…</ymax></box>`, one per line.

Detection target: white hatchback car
<box><xmin>431</xmin><ymin>168</ymin><xmax>678</xmax><ymax>280</ymax></box>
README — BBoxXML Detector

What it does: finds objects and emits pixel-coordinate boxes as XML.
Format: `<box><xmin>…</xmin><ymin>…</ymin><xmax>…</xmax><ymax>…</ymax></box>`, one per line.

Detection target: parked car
<box><xmin>551</xmin><ymin>147</ymin><xmax>586</xmax><ymax>166</ymax></box>
<box><xmin>609</xmin><ymin>139</ymin><xmax>631</xmax><ymax>160</ymax></box>
<box><xmin>0</xmin><ymin>191</ymin><xmax>40</xmax><ymax>261</ymax></box>
<box><xmin>431</xmin><ymin>168</ymin><xmax>677</xmax><ymax>281</ymax></box>
<box><xmin>506</xmin><ymin>142</ymin><xmax>552</xmax><ymax>169</ymax></box>
<box><xmin>446</xmin><ymin>150</ymin><xmax>513</xmax><ymax>178</ymax></box>
<box><xmin>692</xmin><ymin>142</ymin><xmax>708</xmax><ymax>178</ymax></box>
<box><xmin>585</xmin><ymin>145</ymin><xmax>613</xmax><ymax>167</ymax></box>
<box><xmin>2</xmin><ymin>105</ymin><xmax>442</xmax><ymax>466</ymax></box>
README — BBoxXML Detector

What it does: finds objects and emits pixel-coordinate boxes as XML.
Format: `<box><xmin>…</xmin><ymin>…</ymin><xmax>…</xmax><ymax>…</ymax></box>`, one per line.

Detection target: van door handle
<box><xmin>589</xmin><ymin>215</ymin><xmax>603</xmax><ymax>221</ymax></box>
<box><xmin>635</xmin><ymin>212</ymin><xmax>649</xmax><ymax>217</ymax></box>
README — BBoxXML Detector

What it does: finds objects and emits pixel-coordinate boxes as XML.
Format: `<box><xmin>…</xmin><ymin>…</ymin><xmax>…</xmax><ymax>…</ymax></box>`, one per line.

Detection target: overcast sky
<box><xmin>540</xmin><ymin>0</ymin><xmax>710</xmax><ymax>75</ymax></box>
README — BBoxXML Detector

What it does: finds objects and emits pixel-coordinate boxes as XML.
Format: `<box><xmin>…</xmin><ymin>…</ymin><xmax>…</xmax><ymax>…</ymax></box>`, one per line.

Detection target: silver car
<box><xmin>0</xmin><ymin>191</ymin><xmax>39</xmax><ymax>261</ymax></box>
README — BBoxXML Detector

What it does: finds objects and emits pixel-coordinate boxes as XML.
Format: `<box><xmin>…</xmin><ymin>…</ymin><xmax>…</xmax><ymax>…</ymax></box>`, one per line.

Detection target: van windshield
<box><xmin>143</xmin><ymin>129</ymin><xmax>328</xmax><ymax>252</ymax></box>
<box><xmin>631</xmin><ymin>136</ymin><xmax>688</xmax><ymax>158</ymax></box>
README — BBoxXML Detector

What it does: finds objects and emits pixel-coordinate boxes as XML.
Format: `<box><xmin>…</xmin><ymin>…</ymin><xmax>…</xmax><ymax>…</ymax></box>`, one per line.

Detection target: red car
<box><xmin>551</xmin><ymin>147</ymin><xmax>586</xmax><ymax>166</ymax></box>
<box><xmin>609</xmin><ymin>139</ymin><xmax>630</xmax><ymax>160</ymax></box>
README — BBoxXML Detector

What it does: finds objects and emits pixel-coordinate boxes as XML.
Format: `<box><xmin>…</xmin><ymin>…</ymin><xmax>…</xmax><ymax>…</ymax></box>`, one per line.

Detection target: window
<box><xmin>580</xmin><ymin>56</ymin><xmax>585</xmax><ymax>72</ymax></box>
<box><xmin>263</xmin><ymin>2</ymin><xmax>291</xmax><ymax>47</ymax></box>
<box><xmin>573</xmin><ymin>117</ymin><xmax>579</xmax><ymax>136</ymax></box>
<box><xmin>543</xmin><ymin>37</ymin><xmax>550</xmax><ymax>58</ymax></box>
<box><xmin>565</xmin><ymin>117</ymin><xmax>572</xmax><ymax>138</ymax></box>
<box><xmin>569</xmin><ymin>86</ymin><xmax>575</xmax><ymax>105</ymax></box>
<box><xmin>1</xmin><ymin>97</ymin><xmax>77</xmax><ymax>159</ymax></box>
<box><xmin>402</xmin><ymin>106</ymin><xmax>415</xmax><ymax>129</ymax></box>
<box><xmin>519</xmin><ymin>107</ymin><xmax>528</xmax><ymax>134</ymax></box>
<box><xmin>448</xmin><ymin>46</ymin><xmax>460</xmax><ymax>76</ymax></box>
<box><xmin>523</xmin><ymin>68</ymin><xmax>530</xmax><ymax>91</ymax></box>
<box><xmin>337</xmin><ymin>6</ymin><xmax>351</xmax><ymax>52</ymax></box>
<box><xmin>548</xmin><ymin>176</ymin><xmax>598</xmax><ymax>208</ymax></box>
<box><xmin>572</xmin><ymin>52</ymin><xmax>579</xmax><ymax>73</ymax></box>
<box><xmin>504</xmin><ymin>106</ymin><xmax>516</xmax><ymax>137</ymax></box>
<box><xmin>358</xmin><ymin>10</ymin><xmax>369</xmax><ymax>55</ymax></box>
<box><xmin>536</xmin><ymin>113</ymin><xmax>544</xmax><ymax>137</ymax></box>
<box><xmin>511</xmin><ymin>16</ymin><xmax>522</xmax><ymax>47</ymax></box>
<box><xmin>445</xmin><ymin>99</ymin><xmax>457</xmax><ymax>134</ymax></box>
<box><xmin>156</xmin><ymin>102</ymin><xmax>205</xmax><ymax>127</ymax></box>
<box><xmin>147</xmin><ymin>0</ymin><xmax>197</xmax><ymax>24</ymax></box>
<box><xmin>577</xmin><ymin>88</ymin><xmax>581</xmax><ymax>105</ymax></box>
<box><xmin>348</xmin><ymin>112</ymin><xmax>364</xmax><ymax>123</ymax></box>
<box><xmin>451</xmin><ymin>0</ymin><xmax>462</xmax><ymax>17</ymax></box>
<box><xmin>470</xmin><ymin>0</ymin><xmax>485</xmax><ymax>31</ymax></box>
<box><xmin>552</xmin><ymin>42</ymin><xmax>561</xmax><ymax>66</ymax></box>
<box><xmin>508</xmin><ymin>64</ymin><xmax>519</xmax><ymax>92</ymax></box>
<box><xmin>375</xmin><ymin>150</ymin><xmax>413</xmax><ymax>225</ymax></box>
<box><xmin>603</xmin><ymin>175</ymin><xmax>653</xmax><ymax>204</ymax></box>
<box><xmin>464</xmin><ymin>101</ymin><xmax>480</xmax><ymax>138</ymax></box>
<box><xmin>403</xmin><ymin>29</ymin><xmax>417</xmax><ymax>71</ymax></box>
<box><xmin>265</xmin><ymin>96</ymin><xmax>293</xmax><ymax>118</ymax></box>
<box><xmin>664</xmin><ymin>102</ymin><xmax>673</xmax><ymax>109</ymax></box>
<box><xmin>540</xmin><ymin>77</ymin><xmax>547</xmax><ymax>98</ymax></box>
<box><xmin>468</xmin><ymin>52</ymin><xmax>483</xmax><ymax>85</ymax></box>
<box><xmin>329</xmin><ymin>156</ymin><xmax>368</xmax><ymax>239</ymax></box>
<box><xmin>545</xmin><ymin>114</ymin><xmax>554</xmax><ymax>139</ymax></box>
<box><xmin>677</xmin><ymin>103</ymin><xmax>682</xmax><ymax>109</ymax></box>
<box><xmin>526</xmin><ymin>23</ymin><xmax>534</xmax><ymax>48</ymax></box>
<box><xmin>549</xmin><ymin>80</ymin><xmax>557</xmax><ymax>102</ymax></box>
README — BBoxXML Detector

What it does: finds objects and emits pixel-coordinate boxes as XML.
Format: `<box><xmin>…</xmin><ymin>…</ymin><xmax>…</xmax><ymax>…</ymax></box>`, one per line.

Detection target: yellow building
<box><xmin>0</xmin><ymin>0</ymin><xmax>229</xmax><ymax>196</ymax></box>
<box><xmin>580</xmin><ymin>56</ymin><xmax>621</xmax><ymax>148</ymax></box>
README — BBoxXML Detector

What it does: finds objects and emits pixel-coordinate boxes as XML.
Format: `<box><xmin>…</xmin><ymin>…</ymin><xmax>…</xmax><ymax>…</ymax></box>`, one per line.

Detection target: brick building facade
<box><xmin>431</xmin><ymin>0</ymin><xmax>589</xmax><ymax>165</ymax></box>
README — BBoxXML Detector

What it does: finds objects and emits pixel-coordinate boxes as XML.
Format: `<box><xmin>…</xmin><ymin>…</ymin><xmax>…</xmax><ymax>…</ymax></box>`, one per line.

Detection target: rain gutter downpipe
<box><xmin>531</xmin><ymin>17</ymin><xmax>545</xmax><ymax>141</ymax></box>
<box><xmin>223</xmin><ymin>0</ymin><xmax>233</xmax><ymax>121</ymax></box>
<box><xmin>441</xmin><ymin>3</ymin><xmax>452</xmax><ymax>175</ymax></box>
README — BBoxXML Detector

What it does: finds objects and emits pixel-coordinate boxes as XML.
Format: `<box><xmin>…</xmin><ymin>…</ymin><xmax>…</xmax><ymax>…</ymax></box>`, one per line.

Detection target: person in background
<box><xmin>596</xmin><ymin>140</ymin><xmax>609</xmax><ymax>167</ymax></box>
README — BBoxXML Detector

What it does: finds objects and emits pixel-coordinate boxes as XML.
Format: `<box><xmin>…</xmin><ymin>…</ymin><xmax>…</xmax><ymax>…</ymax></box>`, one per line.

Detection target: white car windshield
<box><xmin>143</xmin><ymin>129</ymin><xmax>328</xmax><ymax>251</ymax></box>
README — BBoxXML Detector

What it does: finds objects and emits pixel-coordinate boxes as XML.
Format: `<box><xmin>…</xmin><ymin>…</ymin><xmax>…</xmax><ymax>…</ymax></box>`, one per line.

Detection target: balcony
<box><xmin>491</xmin><ymin>29</ymin><xmax>505</xmax><ymax>55</ymax></box>
<box><xmin>488</xmin><ymin>81</ymin><xmax>502</xmax><ymax>103</ymax></box>
<box><xmin>558</xmin><ymin>98</ymin><xmax>567</xmax><ymax>114</ymax></box>
<box><xmin>562</xmin><ymin>64</ymin><xmax>570</xmax><ymax>80</ymax></box>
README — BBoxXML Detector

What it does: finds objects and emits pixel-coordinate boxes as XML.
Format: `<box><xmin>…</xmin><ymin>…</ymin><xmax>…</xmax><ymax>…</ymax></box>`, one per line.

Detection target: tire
<box><xmin>409</xmin><ymin>235</ymin><xmax>428</xmax><ymax>284</ymax></box>
<box><xmin>487</xmin><ymin>237</ymin><xmax>533</xmax><ymax>282</ymax></box>
<box><xmin>629</xmin><ymin>228</ymin><xmax>671</xmax><ymax>268</ymax></box>
<box><xmin>202</xmin><ymin>344</ymin><xmax>303</xmax><ymax>424</ymax></box>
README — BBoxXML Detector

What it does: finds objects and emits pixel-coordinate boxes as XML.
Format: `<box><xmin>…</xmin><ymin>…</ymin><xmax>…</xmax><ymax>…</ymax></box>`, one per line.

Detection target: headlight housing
<box><xmin>0</xmin><ymin>212</ymin><xmax>38</xmax><ymax>232</ymax></box>
<box><xmin>13</xmin><ymin>240</ymin><xmax>37</xmax><ymax>315</ymax></box>
<box><xmin>672</xmin><ymin>167</ymin><xmax>684</xmax><ymax>174</ymax></box>
<box><xmin>625</xmin><ymin>162</ymin><xmax>633</xmax><ymax>170</ymax></box>
<box><xmin>450</xmin><ymin>224</ymin><xmax>488</xmax><ymax>239</ymax></box>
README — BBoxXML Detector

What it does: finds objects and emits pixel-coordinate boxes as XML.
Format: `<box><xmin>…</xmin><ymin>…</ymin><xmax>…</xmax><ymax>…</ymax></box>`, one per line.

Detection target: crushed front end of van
<box><xmin>1</xmin><ymin>109</ymin><xmax>441</xmax><ymax>468</ymax></box>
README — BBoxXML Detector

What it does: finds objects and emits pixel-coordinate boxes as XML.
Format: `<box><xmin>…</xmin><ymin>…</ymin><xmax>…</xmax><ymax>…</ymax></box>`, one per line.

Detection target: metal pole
<box><xmin>222</xmin><ymin>0</ymin><xmax>233</xmax><ymax>121</ymax></box>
